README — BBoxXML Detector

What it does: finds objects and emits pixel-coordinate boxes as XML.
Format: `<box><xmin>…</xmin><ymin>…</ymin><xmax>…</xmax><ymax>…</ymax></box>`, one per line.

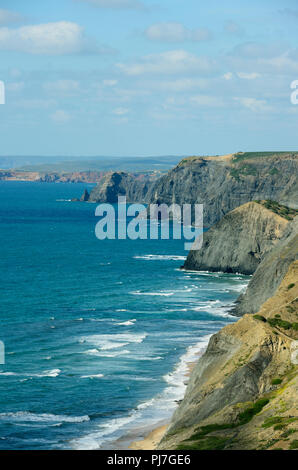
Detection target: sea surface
<box><xmin>0</xmin><ymin>182</ymin><xmax>249</xmax><ymax>450</ymax></box>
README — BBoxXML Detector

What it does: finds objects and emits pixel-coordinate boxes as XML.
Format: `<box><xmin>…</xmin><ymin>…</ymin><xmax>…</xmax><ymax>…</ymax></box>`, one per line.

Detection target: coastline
<box><xmin>127</xmin><ymin>344</ymin><xmax>211</xmax><ymax>450</ymax></box>
<box><xmin>129</xmin><ymin>424</ymin><xmax>168</xmax><ymax>450</ymax></box>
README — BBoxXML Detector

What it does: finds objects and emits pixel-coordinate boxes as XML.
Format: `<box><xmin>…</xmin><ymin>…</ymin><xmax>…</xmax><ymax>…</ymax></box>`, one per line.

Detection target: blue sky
<box><xmin>0</xmin><ymin>0</ymin><xmax>298</xmax><ymax>157</ymax></box>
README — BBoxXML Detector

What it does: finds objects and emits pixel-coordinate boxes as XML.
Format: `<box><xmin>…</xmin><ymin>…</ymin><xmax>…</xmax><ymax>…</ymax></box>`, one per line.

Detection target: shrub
<box><xmin>238</xmin><ymin>398</ymin><xmax>269</xmax><ymax>425</ymax></box>
<box><xmin>288</xmin><ymin>283</ymin><xmax>295</xmax><ymax>290</ymax></box>
<box><xmin>271</xmin><ymin>378</ymin><xmax>282</xmax><ymax>385</ymax></box>
<box><xmin>289</xmin><ymin>440</ymin><xmax>298</xmax><ymax>450</ymax></box>
<box><xmin>253</xmin><ymin>314</ymin><xmax>267</xmax><ymax>322</ymax></box>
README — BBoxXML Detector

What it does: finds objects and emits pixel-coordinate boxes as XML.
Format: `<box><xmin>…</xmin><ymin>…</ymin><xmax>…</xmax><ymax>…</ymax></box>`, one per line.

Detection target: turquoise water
<box><xmin>0</xmin><ymin>182</ymin><xmax>249</xmax><ymax>450</ymax></box>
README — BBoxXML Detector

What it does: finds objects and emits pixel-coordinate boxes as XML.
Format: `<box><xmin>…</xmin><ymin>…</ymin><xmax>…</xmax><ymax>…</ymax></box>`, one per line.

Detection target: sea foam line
<box><xmin>70</xmin><ymin>334</ymin><xmax>211</xmax><ymax>450</ymax></box>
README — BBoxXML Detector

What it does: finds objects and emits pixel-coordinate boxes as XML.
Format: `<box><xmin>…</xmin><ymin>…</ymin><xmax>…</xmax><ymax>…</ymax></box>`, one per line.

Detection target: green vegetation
<box><xmin>233</xmin><ymin>151</ymin><xmax>298</xmax><ymax>162</ymax></box>
<box><xmin>281</xmin><ymin>429</ymin><xmax>297</xmax><ymax>438</ymax></box>
<box><xmin>253</xmin><ymin>314</ymin><xmax>267</xmax><ymax>322</ymax></box>
<box><xmin>254</xmin><ymin>200</ymin><xmax>298</xmax><ymax>220</ymax></box>
<box><xmin>230</xmin><ymin>164</ymin><xmax>257</xmax><ymax>181</ymax></box>
<box><xmin>267</xmin><ymin>317</ymin><xmax>298</xmax><ymax>331</ymax></box>
<box><xmin>176</xmin><ymin>436</ymin><xmax>228</xmax><ymax>450</ymax></box>
<box><xmin>288</xmin><ymin>283</ymin><xmax>295</xmax><ymax>290</ymax></box>
<box><xmin>272</xmin><ymin>378</ymin><xmax>283</xmax><ymax>385</ymax></box>
<box><xmin>262</xmin><ymin>416</ymin><xmax>283</xmax><ymax>428</ymax></box>
<box><xmin>190</xmin><ymin>423</ymin><xmax>236</xmax><ymax>439</ymax></box>
<box><xmin>289</xmin><ymin>440</ymin><xmax>298</xmax><ymax>449</ymax></box>
<box><xmin>238</xmin><ymin>398</ymin><xmax>270</xmax><ymax>425</ymax></box>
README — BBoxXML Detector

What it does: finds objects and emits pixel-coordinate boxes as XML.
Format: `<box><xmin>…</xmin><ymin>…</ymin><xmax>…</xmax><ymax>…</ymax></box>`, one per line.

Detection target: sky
<box><xmin>0</xmin><ymin>0</ymin><xmax>298</xmax><ymax>157</ymax></box>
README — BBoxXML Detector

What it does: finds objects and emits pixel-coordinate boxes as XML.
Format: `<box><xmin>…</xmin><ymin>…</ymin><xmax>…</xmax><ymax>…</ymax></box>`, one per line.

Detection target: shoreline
<box><xmin>129</xmin><ymin>424</ymin><xmax>169</xmax><ymax>450</ymax></box>
<box><xmin>127</xmin><ymin>353</ymin><xmax>204</xmax><ymax>450</ymax></box>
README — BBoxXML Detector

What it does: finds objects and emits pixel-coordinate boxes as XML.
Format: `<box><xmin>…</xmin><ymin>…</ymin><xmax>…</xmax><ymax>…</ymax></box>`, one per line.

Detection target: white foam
<box><xmin>133</xmin><ymin>254</ymin><xmax>186</xmax><ymax>261</ymax></box>
<box><xmin>131</xmin><ymin>291</ymin><xmax>174</xmax><ymax>297</ymax></box>
<box><xmin>0</xmin><ymin>412</ymin><xmax>89</xmax><ymax>423</ymax></box>
<box><xmin>80</xmin><ymin>374</ymin><xmax>104</xmax><ymax>379</ymax></box>
<box><xmin>0</xmin><ymin>372</ymin><xmax>17</xmax><ymax>376</ymax></box>
<box><xmin>71</xmin><ymin>335</ymin><xmax>211</xmax><ymax>450</ymax></box>
<box><xmin>30</xmin><ymin>369</ymin><xmax>61</xmax><ymax>378</ymax></box>
<box><xmin>84</xmin><ymin>349</ymin><xmax>130</xmax><ymax>358</ymax></box>
<box><xmin>81</xmin><ymin>333</ymin><xmax>147</xmax><ymax>352</ymax></box>
<box><xmin>115</xmin><ymin>319</ymin><xmax>136</xmax><ymax>326</ymax></box>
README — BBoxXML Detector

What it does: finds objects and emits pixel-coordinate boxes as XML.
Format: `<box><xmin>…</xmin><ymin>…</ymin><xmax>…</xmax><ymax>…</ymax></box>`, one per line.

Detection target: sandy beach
<box><xmin>129</xmin><ymin>424</ymin><xmax>168</xmax><ymax>450</ymax></box>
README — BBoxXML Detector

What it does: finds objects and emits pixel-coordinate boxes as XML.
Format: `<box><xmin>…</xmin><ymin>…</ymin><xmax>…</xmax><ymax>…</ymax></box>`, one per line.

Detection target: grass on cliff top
<box><xmin>254</xmin><ymin>200</ymin><xmax>298</xmax><ymax>220</ymax></box>
<box><xmin>233</xmin><ymin>151</ymin><xmax>298</xmax><ymax>162</ymax></box>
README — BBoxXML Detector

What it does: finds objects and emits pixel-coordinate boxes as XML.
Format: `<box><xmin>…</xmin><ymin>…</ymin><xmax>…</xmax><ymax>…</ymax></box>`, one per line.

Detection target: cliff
<box><xmin>87</xmin><ymin>171</ymin><xmax>153</xmax><ymax>203</ymax></box>
<box><xmin>183</xmin><ymin>201</ymin><xmax>290</xmax><ymax>275</ymax></box>
<box><xmin>0</xmin><ymin>170</ymin><xmax>108</xmax><ymax>184</ymax></box>
<box><xmin>147</xmin><ymin>152</ymin><xmax>298</xmax><ymax>227</ymax></box>
<box><xmin>233</xmin><ymin>215</ymin><xmax>298</xmax><ymax>315</ymax></box>
<box><xmin>158</xmin><ymin>261</ymin><xmax>298</xmax><ymax>450</ymax></box>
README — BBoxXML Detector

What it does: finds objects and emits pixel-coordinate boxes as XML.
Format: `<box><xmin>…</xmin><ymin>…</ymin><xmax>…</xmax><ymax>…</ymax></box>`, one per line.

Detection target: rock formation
<box><xmin>183</xmin><ymin>201</ymin><xmax>290</xmax><ymax>275</ymax></box>
<box><xmin>233</xmin><ymin>215</ymin><xmax>298</xmax><ymax>315</ymax></box>
<box><xmin>158</xmin><ymin>261</ymin><xmax>298</xmax><ymax>450</ymax></box>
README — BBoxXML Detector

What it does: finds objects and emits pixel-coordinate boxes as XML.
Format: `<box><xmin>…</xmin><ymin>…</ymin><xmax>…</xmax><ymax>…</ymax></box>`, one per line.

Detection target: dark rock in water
<box><xmin>183</xmin><ymin>201</ymin><xmax>289</xmax><ymax>275</ymax></box>
<box><xmin>80</xmin><ymin>189</ymin><xmax>90</xmax><ymax>202</ymax></box>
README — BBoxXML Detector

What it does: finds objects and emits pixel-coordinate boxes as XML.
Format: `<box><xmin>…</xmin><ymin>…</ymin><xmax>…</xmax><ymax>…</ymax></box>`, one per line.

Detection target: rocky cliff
<box><xmin>183</xmin><ymin>201</ymin><xmax>290</xmax><ymax>275</ymax></box>
<box><xmin>158</xmin><ymin>261</ymin><xmax>298</xmax><ymax>450</ymax></box>
<box><xmin>147</xmin><ymin>153</ymin><xmax>298</xmax><ymax>227</ymax></box>
<box><xmin>87</xmin><ymin>171</ymin><xmax>153</xmax><ymax>203</ymax></box>
<box><xmin>233</xmin><ymin>215</ymin><xmax>298</xmax><ymax>315</ymax></box>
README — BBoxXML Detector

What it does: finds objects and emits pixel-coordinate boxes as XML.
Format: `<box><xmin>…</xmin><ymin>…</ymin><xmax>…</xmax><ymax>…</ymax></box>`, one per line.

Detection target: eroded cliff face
<box><xmin>183</xmin><ymin>202</ymin><xmax>289</xmax><ymax>275</ymax></box>
<box><xmin>233</xmin><ymin>216</ymin><xmax>298</xmax><ymax>315</ymax></box>
<box><xmin>87</xmin><ymin>172</ymin><xmax>153</xmax><ymax>203</ymax></box>
<box><xmin>158</xmin><ymin>262</ymin><xmax>298</xmax><ymax>451</ymax></box>
<box><xmin>148</xmin><ymin>153</ymin><xmax>298</xmax><ymax>227</ymax></box>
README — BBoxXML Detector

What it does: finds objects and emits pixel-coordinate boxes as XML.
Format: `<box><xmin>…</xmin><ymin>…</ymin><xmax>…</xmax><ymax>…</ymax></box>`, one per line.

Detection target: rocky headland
<box><xmin>83</xmin><ymin>152</ymin><xmax>298</xmax><ymax>228</ymax></box>
<box><xmin>183</xmin><ymin>201</ymin><xmax>291</xmax><ymax>275</ymax></box>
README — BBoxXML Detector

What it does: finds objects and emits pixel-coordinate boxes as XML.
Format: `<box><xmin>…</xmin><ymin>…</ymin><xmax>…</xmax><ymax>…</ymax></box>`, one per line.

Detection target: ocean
<box><xmin>0</xmin><ymin>181</ymin><xmax>249</xmax><ymax>450</ymax></box>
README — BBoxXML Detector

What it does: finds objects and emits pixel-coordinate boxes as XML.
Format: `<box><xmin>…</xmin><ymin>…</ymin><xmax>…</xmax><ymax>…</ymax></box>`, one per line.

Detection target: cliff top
<box><xmin>254</xmin><ymin>200</ymin><xmax>298</xmax><ymax>221</ymax></box>
<box><xmin>177</xmin><ymin>151</ymin><xmax>298</xmax><ymax>167</ymax></box>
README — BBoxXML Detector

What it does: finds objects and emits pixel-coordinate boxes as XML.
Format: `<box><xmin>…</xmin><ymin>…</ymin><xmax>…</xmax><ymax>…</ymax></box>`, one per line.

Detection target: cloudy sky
<box><xmin>0</xmin><ymin>0</ymin><xmax>298</xmax><ymax>156</ymax></box>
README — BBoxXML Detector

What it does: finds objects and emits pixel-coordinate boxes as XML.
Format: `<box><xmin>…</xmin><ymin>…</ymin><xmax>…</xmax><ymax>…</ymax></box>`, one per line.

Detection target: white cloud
<box><xmin>51</xmin><ymin>110</ymin><xmax>71</xmax><ymax>123</ymax></box>
<box><xmin>223</xmin><ymin>72</ymin><xmax>233</xmax><ymax>80</ymax></box>
<box><xmin>0</xmin><ymin>9</ymin><xmax>24</xmax><ymax>26</ymax></box>
<box><xmin>237</xmin><ymin>72</ymin><xmax>260</xmax><ymax>80</ymax></box>
<box><xmin>145</xmin><ymin>22</ymin><xmax>212</xmax><ymax>43</ymax></box>
<box><xmin>234</xmin><ymin>97</ymin><xmax>271</xmax><ymax>112</ymax></box>
<box><xmin>112</xmin><ymin>107</ymin><xmax>129</xmax><ymax>115</ymax></box>
<box><xmin>117</xmin><ymin>50</ymin><xmax>215</xmax><ymax>76</ymax></box>
<box><xmin>103</xmin><ymin>79</ymin><xmax>118</xmax><ymax>86</ymax></box>
<box><xmin>44</xmin><ymin>80</ymin><xmax>80</xmax><ymax>95</ymax></box>
<box><xmin>155</xmin><ymin>78</ymin><xmax>208</xmax><ymax>92</ymax></box>
<box><xmin>79</xmin><ymin>0</ymin><xmax>145</xmax><ymax>9</ymax></box>
<box><xmin>0</xmin><ymin>21</ymin><xmax>110</xmax><ymax>55</ymax></box>
<box><xmin>190</xmin><ymin>95</ymin><xmax>224</xmax><ymax>107</ymax></box>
